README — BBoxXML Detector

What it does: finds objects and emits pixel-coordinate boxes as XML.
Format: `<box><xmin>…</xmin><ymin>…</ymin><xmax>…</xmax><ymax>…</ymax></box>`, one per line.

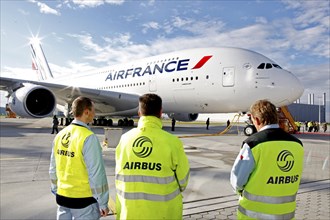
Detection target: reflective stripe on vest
<box><xmin>243</xmin><ymin>190</ymin><xmax>297</xmax><ymax>204</ymax></box>
<box><xmin>91</xmin><ymin>183</ymin><xmax>109</xmax><ymax>195</ymax></box>
<box><xmin>239</xmin><ymin>205</ymin><xmax>295</xmax><ymax>220</ymax></box>
<box><xmin>117</xmin><ymin>188</ymin><xmax>181</xmax><ymax>201</ymax></box>
<box><xmin>116</xmin><ymin>174</ymin><xmax>176</xmax><ymax>184</ymax></box>
<box><xmin>179</xmin><ymin>171</ymin><xmax>190</xmax><ymax>186</ymax></box>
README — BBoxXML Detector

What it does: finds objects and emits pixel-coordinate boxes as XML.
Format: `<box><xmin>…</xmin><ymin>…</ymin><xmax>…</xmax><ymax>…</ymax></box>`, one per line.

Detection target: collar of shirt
<box><xmin>259</xmin><ymin>124</ymin><xmax>279</xmax><ymax>132</ymax></box>
<box><xmin>72</xmin><ymin>119</ymin><xmax>91</xmax><ymax>130</ymax></box>
<box><xmin>138</xmin><ymin>116</ymin><xmax>162</xmax><ymax>129</ymax></box>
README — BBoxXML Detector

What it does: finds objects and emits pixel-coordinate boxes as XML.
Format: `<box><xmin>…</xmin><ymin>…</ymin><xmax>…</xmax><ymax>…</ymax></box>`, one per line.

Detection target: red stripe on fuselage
<box><xmin>192</xmin><ymin>55</ymin><xmax>213</xmax><ymax>69</ymax></box>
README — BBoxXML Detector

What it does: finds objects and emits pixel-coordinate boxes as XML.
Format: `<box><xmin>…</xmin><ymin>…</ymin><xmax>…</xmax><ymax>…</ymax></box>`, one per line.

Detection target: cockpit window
<box><xmin>266</xmin><ymin>63</ymin><xmax>272</xmax><ymax>69</ymax></box>
<box><xmin>257</xmin><ymin>63</ymin><xmax>265</xmax><ymax>69</ymax></box>
<box><xmin>258</xmin><ymin>62</ymin><xmax>283</xmax><ymax>69</ymax></box>
<box><xmin>272</xmin><ymin>63</ymin><xmax>282</xmax><ymax>69</ymax></box>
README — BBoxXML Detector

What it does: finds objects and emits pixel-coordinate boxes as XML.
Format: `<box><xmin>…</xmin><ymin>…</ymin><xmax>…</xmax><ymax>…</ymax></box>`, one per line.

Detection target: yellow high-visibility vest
<box><xmin>115</xmin><ymin>116</ymin><xmax>190</xmax><ymax>220</ymax></box>
<box><xmin>238</xmin><ymin>128</ymin><xmax>304</xmax><ymax>219</ymax></box>
<box><xmin>54</xmin><ymin>123</ymin><xmax>94</xmax><ymax>198</ymax></box>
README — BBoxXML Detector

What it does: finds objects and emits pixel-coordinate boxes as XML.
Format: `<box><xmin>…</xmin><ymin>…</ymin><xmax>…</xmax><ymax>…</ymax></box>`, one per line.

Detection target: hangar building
<box><xmin>288</xmin><ymin>93</ymin><xmax>326</xmax><ymax>122</ymax></box>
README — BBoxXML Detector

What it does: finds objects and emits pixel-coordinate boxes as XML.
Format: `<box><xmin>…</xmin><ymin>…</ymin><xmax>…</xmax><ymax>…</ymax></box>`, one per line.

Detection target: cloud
<box><xmin>18</xmin><ymin>9</ymin><xmax>30</xmax><ymax>16</ymax></box>
<box><xmin>282</xmin><ymin>0</ymin><xmax>329</xmax><ymax>28</ymax></box>
<box><xmin>255</xmin><ymin>16</ymin><xmax>268</xmax><ymax>24</ymax></box>
<box><xmin>0</xmin><ymin>67</ymin><xmax>37</xmax><ymax>80</ymax></box>
<box><xmin>29</xmin><ymin>0</ymin><xmax>61</xmax><ymax>15</ymax></box>
<box><xmin>293</xmin><ymin>63</ymin><xmax>329</xmax><ymax>92</ymax></box>
<box><xmin>281</xmin><ymin>0</ymin><xmax>329</xmax><ymax>58</ymax></box>
<box><xmin>140</xmin><ymin>0</ymin><xmax>155</xmax><ymax>7</ymax></box>
<box><xmin>67</xmin><ymin>33</ymin><xmax>103</xmax><ymax>53</ymax></box>
<box><xmin>142</xmin><ymin>21</ymin><xmax>160</xmax><ymax>34</ymax></box>
<box><xmin>103</xmin><ymin>33</ymin><xmax>133</xmax><ymax>47</ymax></box>
<box><xmin>66</xmin><ymin>0</ymin><xmax>124</xmax><ymax>8</ymax></box>
<box><xmin>50</xmin><ymin>61</ymin><xmax>95</xmax><ymax>75</ymax></box>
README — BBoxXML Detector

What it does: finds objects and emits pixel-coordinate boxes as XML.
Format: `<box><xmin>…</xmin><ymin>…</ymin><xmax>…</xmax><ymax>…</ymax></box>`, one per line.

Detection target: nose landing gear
<box><xmin>244</xmin><ymin>124</ymin><xmax>257</xmax><ymax>136</ymax></box>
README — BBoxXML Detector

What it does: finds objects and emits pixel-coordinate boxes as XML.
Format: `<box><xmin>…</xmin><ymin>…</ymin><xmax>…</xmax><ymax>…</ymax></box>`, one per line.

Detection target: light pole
<box><xmin>318</xmin><ymin>96</ymin><xmax>322</xmax><ymax>125</ymax></box>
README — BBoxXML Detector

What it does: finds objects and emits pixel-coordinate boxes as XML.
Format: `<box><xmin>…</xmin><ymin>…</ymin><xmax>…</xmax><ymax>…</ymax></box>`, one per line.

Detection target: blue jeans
<box><xmin>57</xmin><ymin>203</ymin><xmax>101</xmax><ymax>220</ymax></box>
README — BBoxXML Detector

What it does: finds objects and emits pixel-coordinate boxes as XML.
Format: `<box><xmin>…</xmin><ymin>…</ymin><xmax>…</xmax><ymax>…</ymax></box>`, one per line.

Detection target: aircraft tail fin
<box><xmin>30</xmin><ymin>41</ymin><xmax>54</xmax><ymax>81</ymax></box>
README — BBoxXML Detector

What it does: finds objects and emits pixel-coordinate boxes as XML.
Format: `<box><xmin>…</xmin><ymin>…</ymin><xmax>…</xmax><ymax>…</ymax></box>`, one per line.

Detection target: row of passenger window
<box><xmin>97</xmin><ymin>75</ymin><xmax>210</xmax><ymax>90</ymax></box>
<box><xmin>98</xmin><ymin>82</ymin><xmax>146</xmax><ymax>90</ymax></box>
<box><xmin>147</xmin><ymin>57</ymin><xmax>180</xmax><ymax>65</ymax></box>
<box><xmin>172</xmin><ymin>75</ymin><xmax>210</xmax><ymax>82</ymax></box>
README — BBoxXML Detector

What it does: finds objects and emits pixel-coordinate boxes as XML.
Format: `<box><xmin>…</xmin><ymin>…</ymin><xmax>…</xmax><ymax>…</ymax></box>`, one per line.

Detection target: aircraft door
<box><xmin>222</xmin><ymin>67</ymin><xmax>235</xmax><ymax>87</ymax></box>
<box><xmin>149</xmin><ymin>75</ymin><xmax>157</xmax><ymax>92</ymax></box>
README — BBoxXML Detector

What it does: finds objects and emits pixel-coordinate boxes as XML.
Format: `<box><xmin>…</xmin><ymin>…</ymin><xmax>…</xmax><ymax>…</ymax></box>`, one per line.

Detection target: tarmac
<box><xmin>0</xmin><ymin>117</ymin><xmax>329</xmax><ymax>220</ymax></box>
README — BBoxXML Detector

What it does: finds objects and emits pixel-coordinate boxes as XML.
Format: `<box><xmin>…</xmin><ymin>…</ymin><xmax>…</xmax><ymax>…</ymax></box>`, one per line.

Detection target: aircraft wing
<box><xmin>0</xmin><ymin>76</ymin><xmax>140</xmax><ymax>116</ymax></box>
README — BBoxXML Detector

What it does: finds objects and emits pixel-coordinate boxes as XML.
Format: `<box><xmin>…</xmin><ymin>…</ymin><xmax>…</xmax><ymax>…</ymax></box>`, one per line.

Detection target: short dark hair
<box><xmin>71</xmin><ymin>96</ymin><xmax>93</xmax><ymax>117</ymax></box>
<box><xmin>139</xmin><ymin>93</ymin><xmax>162</xmax><ymax>117</ymax></box>
<box><xmin>250</xmin><ymin>99</ymin><xmax>278</xmax><ymax>125</ymax></box>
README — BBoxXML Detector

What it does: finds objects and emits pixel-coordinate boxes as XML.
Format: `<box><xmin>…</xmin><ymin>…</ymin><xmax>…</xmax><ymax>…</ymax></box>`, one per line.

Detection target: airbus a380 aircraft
<box><xmin>0</xmin><ymin>38</ymin><xmax>303</xmax><ymax>131</ymax></box>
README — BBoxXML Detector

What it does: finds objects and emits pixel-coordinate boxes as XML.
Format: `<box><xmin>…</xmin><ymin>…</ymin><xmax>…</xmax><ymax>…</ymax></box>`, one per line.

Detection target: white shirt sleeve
<box><xmin>83</xmin><ymin>134</ymin><xmax>109</xmax><ymax>210</ymax></box>
<box><xmin>230</xmin><ymin>143</ymin><xmax>255</xmax><ymax>194</ymax></box>
<box><xmin>49</xmin><ymin>140</ymin><xmax>57</xmax><ymax>195</ymax></box>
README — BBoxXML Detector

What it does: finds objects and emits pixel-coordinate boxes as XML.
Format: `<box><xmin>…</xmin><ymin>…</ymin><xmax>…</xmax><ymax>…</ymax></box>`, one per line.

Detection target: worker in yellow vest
<box><xmin>230</xmin><ymin>100</ymin><xmax>304</xmax><ymax>219</ymax></box>
<box><xmin>49</xmin><ymin>96</ymin><xmax>109</xmax><ymax>219</ymax></box>
<box><xmin>115</xmin><ymin>93</ymin><xmax>190</xmax><ymax>219</ymax></box>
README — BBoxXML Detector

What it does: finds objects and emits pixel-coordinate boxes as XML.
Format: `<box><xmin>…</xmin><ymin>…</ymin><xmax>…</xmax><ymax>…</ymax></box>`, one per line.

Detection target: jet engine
<box><xmin>8</xmin><ymin>83</ymin><xmax>56</xmax><ymax>118</ymax></box>
<box><xmin>168</xmin><ymin>113</ymin><xmax>199</xmax><ymax>122</ymax></box>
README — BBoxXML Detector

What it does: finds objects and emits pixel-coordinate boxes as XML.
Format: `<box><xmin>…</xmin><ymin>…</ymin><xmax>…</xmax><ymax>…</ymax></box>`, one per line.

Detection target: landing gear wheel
<box><xmin>118</xmin><ymin>119</ymin><xmax>124</xmax><ymax>126</ymax></box>
<box><xmin>244</xmin><ymin>125</ymin><xmax>256</xmax><ymax>136</ymax></box>
<box><xmin>128</xmin><ymin>119</ymin><xmax>134</xmax><ymax>126</ymax></box>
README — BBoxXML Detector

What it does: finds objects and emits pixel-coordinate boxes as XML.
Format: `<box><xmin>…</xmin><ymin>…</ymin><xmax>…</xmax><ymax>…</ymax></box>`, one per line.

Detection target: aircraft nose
<box><xmin>276</xmin><ymin>70</ymin><xmax>304</xmax><ymax>106</ymax></box>
<box><xmin>293</xmin><ymin>74</ymin><xmax>304</xmax><ymax>99</ymax></box>
<box><xmin>288</xmin><ymin>71</ymin><xmax>304</xmax><ymax>100</ymax></box>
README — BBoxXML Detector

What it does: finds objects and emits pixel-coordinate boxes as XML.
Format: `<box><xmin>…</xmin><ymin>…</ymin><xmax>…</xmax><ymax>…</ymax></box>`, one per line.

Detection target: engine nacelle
<box><xmin>168</xmin><ymin>113</ymin><xmax>199</xmax><ymax>122</ymax></box>
<box><xmin>8</xmin><ymin>83</ymin><xmax>56</xmax><ymax>118</ymax></box>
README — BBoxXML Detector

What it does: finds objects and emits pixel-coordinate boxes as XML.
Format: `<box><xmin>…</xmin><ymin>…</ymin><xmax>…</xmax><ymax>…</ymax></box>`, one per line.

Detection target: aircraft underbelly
<box><xmin>170</xmin><ymin>84</ymin><xmax>202</xmax><ymax>112</ymax></box>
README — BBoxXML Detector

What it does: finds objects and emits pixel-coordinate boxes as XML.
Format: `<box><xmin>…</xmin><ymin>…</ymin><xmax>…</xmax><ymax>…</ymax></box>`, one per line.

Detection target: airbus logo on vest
<box><xmin>277</xmin><ymin>150</ymin><xmax>294</xmax><ymax>172</ymax></box>
<box><xmin>61</xmin><ymin>132</ymin><xmax>71</xmax><ymax>148</ymax></box>
<box><xmin>57</xmin><ymin>132</ymin><xmax>75</xmax><ymax>158</ymax></box>
<box><xmin>132</xmin><ymin>136</ymin><xmax>153</xmax><ymax>158</ymax></box>
<box><xmin>267</xmin><ymin>150</ymin><xmax>299</xmax><ymax>184</ymax></box>
<box><xmin>123</xmin><ymin>136</ymin><xmax>162</xmax><ymax>171</ymax></box>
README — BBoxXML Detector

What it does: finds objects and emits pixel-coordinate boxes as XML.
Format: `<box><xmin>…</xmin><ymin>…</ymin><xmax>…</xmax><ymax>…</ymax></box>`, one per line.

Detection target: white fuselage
<box><xmin>53</xmin><ymin>47</ymin><xmax>303</xmax><ymax>115</ymax></box>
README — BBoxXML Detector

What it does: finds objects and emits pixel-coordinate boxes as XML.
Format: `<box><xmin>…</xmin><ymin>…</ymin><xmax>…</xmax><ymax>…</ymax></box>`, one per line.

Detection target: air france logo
<box><xmin>132</xmin><ymin>136</ymin><xmax>153</xmax><ymax>158</ymax></box>
<box><xmin>61</xmin><ymin>132</ymin><xmax>71</xmax><ymax>148</ymax></box>
<box><xmin>105</xmin><ymin>55</ymin><xmax>213</xmax><ymax>81</ymax></box>
<box><xmin>277</xmin><ymin>150</ymin><xmax>294</xmax><ymax>172</ymax></box>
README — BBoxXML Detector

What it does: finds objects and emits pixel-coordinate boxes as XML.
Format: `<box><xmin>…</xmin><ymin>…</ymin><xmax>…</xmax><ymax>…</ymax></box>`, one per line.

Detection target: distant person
<box><xmin>49</xmin><ymin>96</ymin><xmax>109</xmax><ymax>220</ymax></box>
<box><xmin>226</xmin><ymin>119</ymin><xmax>230</xmax><ymax>128</ymax></box>
<box><xmin>51</xmin><ymin>115</ymin><xmax>59</xmax><ymax>134</ymax></box>
<box><xmin>171</xmin><ymin>117</ymin><xmax>176</xmax><ymax>131</ymax></box>
<box><xmin>115</xmin><ymin>93</ymin><xmax>190</xmax><ymax>219</ymax></box>
<box><xmin>206</xmin><ymin>117</ymin><xmax>210</xmax><ymax>130</ymax></box>
<box><xmin>322</xmin><ymin>123</ymin><xmax>327</xmax><ymax>132</ymax></box>
<box><xmin>308</xmin><ymin>121</ymin><xmax>313</xmax><ymax>132</ymax></box>
<box><xmin>230</xmin><ymin>100</ymin><xmax>304</xmax><ymax>219</ymax></box>
<box><xmin>313</xmin><ymin>122</ymin><xmax>319</xmax><ymax>132</ymax></box>
<box><xmin>295</xmin><ymin>121</ymin><xmax>301</xmax><ymax>132</ymax></box>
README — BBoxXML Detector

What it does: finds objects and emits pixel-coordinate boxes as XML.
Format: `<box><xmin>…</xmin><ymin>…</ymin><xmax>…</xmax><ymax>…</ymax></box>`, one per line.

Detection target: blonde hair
<box><xmin>250</xmin><ymin>100</ymin><xmax>278</xmax><ymax>125</ymax></box>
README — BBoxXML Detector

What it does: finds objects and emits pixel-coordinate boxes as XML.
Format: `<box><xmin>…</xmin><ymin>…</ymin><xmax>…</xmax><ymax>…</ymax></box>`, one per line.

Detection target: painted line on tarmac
<box><xmin>183</xmin><ymin>179</ymin><xmax>330</xmax><ymax>216</ymax></box>
<box><xmin>0</xmin><ymin>158</ymin><xmax>26</xmax><ymax>161</ymax></box>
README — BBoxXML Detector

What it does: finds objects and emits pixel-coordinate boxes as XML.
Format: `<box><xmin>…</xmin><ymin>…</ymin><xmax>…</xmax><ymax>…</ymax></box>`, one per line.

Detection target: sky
<box><xmin>0</xmin><ymin>0</ymin><xmax>329</xmax><ymax>120</ymax></box>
